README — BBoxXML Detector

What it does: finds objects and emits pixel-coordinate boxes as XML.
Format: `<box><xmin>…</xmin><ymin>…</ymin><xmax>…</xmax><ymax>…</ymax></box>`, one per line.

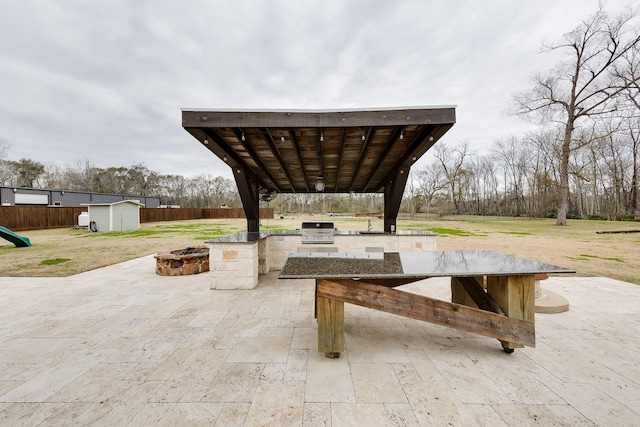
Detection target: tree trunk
<box><xmin>557</xmin><ymin>121</ymin><xmax>573</xmax><ymax>225</ymax></box>
<box><xmin>632</xmin><ymin>138</ymin><xmax>638</xmax><ymax>216</ymax></box>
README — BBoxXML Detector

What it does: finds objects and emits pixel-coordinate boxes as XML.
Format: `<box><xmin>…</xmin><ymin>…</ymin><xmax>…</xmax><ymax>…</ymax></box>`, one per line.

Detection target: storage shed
<box><xmin>82</xmin><ymin>200</ymin><xmax>144</xmax><ymax>232</ymax></box>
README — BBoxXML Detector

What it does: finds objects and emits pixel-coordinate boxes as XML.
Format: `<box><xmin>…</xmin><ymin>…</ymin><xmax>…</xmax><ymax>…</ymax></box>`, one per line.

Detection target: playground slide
<box><xmin>0</xmin><ymin>226</ymin><xmax>31</xmax><ymax>247</ymax></box>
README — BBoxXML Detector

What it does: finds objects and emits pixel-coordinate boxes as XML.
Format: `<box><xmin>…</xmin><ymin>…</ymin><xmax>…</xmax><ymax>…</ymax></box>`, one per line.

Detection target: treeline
<box><xmin>0</xmin><ymin>158</ymin><xmax>241</xmax><ymax>209</ymax></box>
<box><xmin>1</xmin><ymin>132</ymin><xmax>638</xmax><ymax>219</ymax></box>
<box><xmin>405</xmin><ymin>123</ymin><xmax>638</xmax><ymax>220</ymax></box>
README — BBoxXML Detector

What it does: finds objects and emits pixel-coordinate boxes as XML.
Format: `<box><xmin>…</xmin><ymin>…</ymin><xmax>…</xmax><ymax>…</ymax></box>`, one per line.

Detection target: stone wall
<box><xmin>209</xmin><ymin>243</ymin><xmax>259</xmax><ymax>289</ymax></box>
<box><xmin>155</xmin><ymin>247</ymin><xmax>210</xmax><ymax>276</ymax></box>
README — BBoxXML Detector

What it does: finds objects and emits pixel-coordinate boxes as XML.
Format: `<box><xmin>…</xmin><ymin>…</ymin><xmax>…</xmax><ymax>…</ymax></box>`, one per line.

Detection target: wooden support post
<box><xmin>233</xmin><ymin>168</ymin><xmax>260</xmax><ymax>233</ymax></box>
<box><xmin>383</xmin><ymin>165</ymin><xmax>410</xmax><ymax>233</ymax></box>
<box><xmin>452</xmin><ymin>276</ymin><xmax>505</xmax><ymax>315</ymax></box>
<box><xmin>316</xmin><ymin>282</ymin><xmax>345</xmax><ymax>358</ymax></box>
<box><xmin>451</xmin><ymin>276</ymin><xmax>481</xmax><ymax>308</ymax></box>
<box><xmin>486</xmin><ymin>275</ymin><xmax>535</xmax><ymax>350</ymax></box>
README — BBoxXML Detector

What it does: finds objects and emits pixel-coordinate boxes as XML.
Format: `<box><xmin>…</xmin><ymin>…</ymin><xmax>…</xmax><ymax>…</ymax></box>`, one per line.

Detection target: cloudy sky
<box><xmin>0</xmin><ymin>0</ymin><xmax>633</xmax><ymax>179</ymax></box>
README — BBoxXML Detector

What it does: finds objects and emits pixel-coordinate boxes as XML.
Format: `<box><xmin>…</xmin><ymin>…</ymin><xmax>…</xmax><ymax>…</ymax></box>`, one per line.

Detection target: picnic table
<box><xmin>279</xmin><ymin>250</ymin><xmax>575</xmax><ymax>357</ymax></box>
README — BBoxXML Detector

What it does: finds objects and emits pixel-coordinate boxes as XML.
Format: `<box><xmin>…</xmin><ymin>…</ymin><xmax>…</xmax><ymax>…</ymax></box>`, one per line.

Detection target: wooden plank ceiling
<box><xmin>182</xmin><ymin>107</ymin><xmax>456</xmax><ymax>196</ymax></box>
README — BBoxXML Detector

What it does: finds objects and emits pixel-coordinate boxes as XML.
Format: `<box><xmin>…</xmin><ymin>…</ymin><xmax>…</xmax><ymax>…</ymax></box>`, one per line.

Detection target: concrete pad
<box><xmin>535</xmin><ymin>288</ymin><xmax>570</xmax><ymax>313</ymax></box>
<box><xmin>1</xmin><ymin>257</ymin><xmax>640</xmax><ymax>425</ymax></box>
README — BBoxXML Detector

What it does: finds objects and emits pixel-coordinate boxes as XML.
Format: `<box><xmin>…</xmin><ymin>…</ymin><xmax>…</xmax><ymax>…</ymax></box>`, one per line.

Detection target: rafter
<box><xmin>349</xmin><ymin>127</ymin><xmax>376</xmax><ymax>192</ymax></box>
<box><xmin>317</xmin><ymin>128</ymin><xmax>325</xmax><ymax>189</ymax></box>
<box><xmin>288</xmin><ymin>129</ymin><xmax>310</xmax><ymax>192</ymax></box>
<box><xmin>334</xmin><ymin>128</ymin><xmax>347</xmax><ymax>193</ymax></box>
<box><xmin>362</xmin><ymin>127</ymin><xmax>404</xmax><ymax>192</ymax></box>
<box><xmin>259</xmin><ymin>128</ymin><xmax>296</xmax><ymax>192</ymax></box>
<box><xmin>377</xmin><ymin>126</ymin><xmax>436</xmax><ymax>192</ymax></box>
<box><xmin>199</xmin><ymin>129</ymin><xmax>263</xmax><ymax>187</ymax></box>
<box><xmin>231</xmin><ymin>128</ymin><xmax>282</xmax><ymax>192</ymax></box>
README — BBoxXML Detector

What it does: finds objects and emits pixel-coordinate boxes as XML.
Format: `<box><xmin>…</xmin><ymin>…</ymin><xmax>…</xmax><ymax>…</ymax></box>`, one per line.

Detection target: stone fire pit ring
<box><xmin>154</xmin><ymin>246</ymin><xmax>210</xmax><ymax>276</ymax></box>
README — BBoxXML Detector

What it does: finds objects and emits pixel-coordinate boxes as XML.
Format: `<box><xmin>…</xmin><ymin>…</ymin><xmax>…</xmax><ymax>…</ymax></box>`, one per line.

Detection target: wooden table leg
<box><xmin>486</xmin><ymin>274</ymin><xmax>535</xmax><ymax>351</ymax></box>
<box><xmin>316</xmin><ymin>282</ymin><xmax>345</xmax><ymax>358</ymax></box>
<box><xmin>451</xmin><ymin>276</ymin><xmax>484</xmax><ymax>308</ymax></box>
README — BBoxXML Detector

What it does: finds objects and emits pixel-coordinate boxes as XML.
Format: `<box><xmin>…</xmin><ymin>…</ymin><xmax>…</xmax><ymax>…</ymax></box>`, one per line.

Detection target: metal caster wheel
<box><xmin>501</xmin><ymin>343</ymin><xmax>515</xmax><ymax>354</ymax></box>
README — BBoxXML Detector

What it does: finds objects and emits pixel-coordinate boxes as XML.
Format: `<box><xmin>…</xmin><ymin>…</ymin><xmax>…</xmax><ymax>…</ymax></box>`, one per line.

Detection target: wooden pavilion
<box><xmin>182</xmin><ymin>107</ymin><xmax>456</xmax><ymax>232</ymax></box>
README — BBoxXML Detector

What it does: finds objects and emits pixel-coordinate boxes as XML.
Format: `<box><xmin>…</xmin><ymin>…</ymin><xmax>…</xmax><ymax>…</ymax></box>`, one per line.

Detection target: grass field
<box><xmin>1</xmin><ymin>215</ymin><xmax>638</xmax><ymax>284</ymax></box>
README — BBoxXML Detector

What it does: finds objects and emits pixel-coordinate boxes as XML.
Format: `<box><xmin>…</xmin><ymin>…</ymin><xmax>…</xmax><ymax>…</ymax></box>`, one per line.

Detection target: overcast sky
<box><xmin>0</xmin><ymin>0</ymin><xmax>634</xmax><ymax>180</ymax></box>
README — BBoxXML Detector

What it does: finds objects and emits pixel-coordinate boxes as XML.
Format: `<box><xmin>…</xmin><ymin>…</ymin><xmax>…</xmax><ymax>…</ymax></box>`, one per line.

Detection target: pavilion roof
<box><xmin>182</xmin><ymin>106</ymin><xmax>456</xmax><ymax>198</ymax></box>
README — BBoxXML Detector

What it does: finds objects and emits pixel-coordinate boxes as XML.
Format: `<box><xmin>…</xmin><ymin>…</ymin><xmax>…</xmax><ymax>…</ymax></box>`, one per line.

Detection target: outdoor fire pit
<box><xmin>154</xmin><ymin>246</ymin><xmax>210</xmax><ymax>276</ymax></box>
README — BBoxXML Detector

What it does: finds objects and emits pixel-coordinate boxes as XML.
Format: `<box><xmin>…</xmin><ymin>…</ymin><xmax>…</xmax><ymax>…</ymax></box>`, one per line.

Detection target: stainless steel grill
<box><xmin>301</xmin><ymin>222</ymin><xmax>335</xmax><ymax>244</ymax></box>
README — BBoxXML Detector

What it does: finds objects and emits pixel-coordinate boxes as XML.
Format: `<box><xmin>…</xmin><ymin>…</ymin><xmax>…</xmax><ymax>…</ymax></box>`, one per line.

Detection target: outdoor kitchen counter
<box><xmin>205</xmin><ymin>229</ymin><xmax>436</xmax><ymax>243</ymax></box>
<box><xmin>205</xmin><ymin>230</ymin><xmax>297</xmax><ymax>244</ymax></box>
<box><xmin>205</xmin><ymin>230</ymin><xmax>438</xmax><ymax>290</ymax></box>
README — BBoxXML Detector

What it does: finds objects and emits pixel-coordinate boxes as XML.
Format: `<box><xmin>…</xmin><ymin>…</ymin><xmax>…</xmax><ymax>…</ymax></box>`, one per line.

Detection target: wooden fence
<box><xmin>0</xmin><ymin>206</ymin><xmax>274</xmax><ymax>231</ymax></box>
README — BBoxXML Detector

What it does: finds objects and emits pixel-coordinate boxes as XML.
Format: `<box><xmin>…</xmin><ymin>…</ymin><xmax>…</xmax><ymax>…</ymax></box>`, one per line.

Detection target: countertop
<box><xmin>206</xmin><ymin>229</ymin><xmax>436</xmax><ymax>244</ymax></box>
<box><xmin>279</xmin><ymin>250</ymin><xmax>576</xmax><ymax>279</ymax></box>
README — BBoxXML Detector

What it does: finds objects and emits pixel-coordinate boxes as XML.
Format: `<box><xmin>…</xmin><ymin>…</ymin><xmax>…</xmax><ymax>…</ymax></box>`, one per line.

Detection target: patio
<box><xmin>1</xmin><ymin>255</ymin><xmax>639</xmax><ymax>426</ymax></box>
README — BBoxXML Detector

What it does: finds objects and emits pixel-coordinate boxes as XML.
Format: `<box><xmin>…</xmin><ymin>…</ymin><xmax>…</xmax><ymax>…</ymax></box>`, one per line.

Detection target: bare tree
<box><xmin>619</xmin><ymin>41</ymin><xmax>640</xmax><ymax>215</ymax></box>
<box><xmin>513</xmin><ymin>4</ymin><xmax>640</xmax><ymax>225</ymax></box>
<box><xmin>493</xmin><ymin>136</ymin><xmax>530</xmax><ymax>215</ymax></box>
<box><xmin>0</xmin><ymin>137</ymin><xmax>8</xmax><ymax>159</ymax></box>
<box><xmin>433</xmin><ymin>141</ymin><xmax>472</xmax><ymax>214</ymax></box>
<box><xmin>627</xmin><ymin>117</ymin><xmax>640</xmax><ymax>215</ymax></box>
<box><xmin>0</xmin><ymin>137</ymin><xmax>10</xmax><ymax>185</ymax></box>
<box><xmin>414</xmin><ymin>163</ymin><xmax>447</xmax><ymax>214</ymax></box>
<box><xmin>477</xmin><ymin>156</ymin><xmax>501</xmax><ymax>215</ymax></box>
<box><xmin>62</xmin><ymin>159</ymin><xmax>98</xmax><ymax>191</ymax></box>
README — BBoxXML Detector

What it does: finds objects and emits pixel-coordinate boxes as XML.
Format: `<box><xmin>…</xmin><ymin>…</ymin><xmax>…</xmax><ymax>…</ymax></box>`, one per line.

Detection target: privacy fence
<box><xmin>0</xmin><ymin>207</ymin><xmax>274</xmax><ymax>231</ymax></box>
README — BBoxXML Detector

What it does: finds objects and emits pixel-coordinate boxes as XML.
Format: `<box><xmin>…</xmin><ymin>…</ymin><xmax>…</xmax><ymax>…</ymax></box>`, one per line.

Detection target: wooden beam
<box><xmin>383</xmin><ymin>166</ymin><xmax>409</xmax><ymax>232</ymax></box>
<box><xmin>182</xmin><ymin>108</ymin><xmax>457</xmax><ymax>129</ymax></box>
<box><xmin>362</xmin><ymin>126</ymin><xmax>403</xmax><ymax>192</ymax></box>
<box><xmin>197</xmin><ymin>129</ymin><xmax>263</xmax><ymax>187</ymax></box>
<box><xmin>453</xmin><ymin>276</ymin><xmax>505</xmax><ymax>315</ymax></box>
<box><xmin>333</xmin><ymin>128</ymin><xmax>347</xmax><ymax>193</ymax></box>
<box><xmin>317</xmin><ymin>294</ymin><xmax>344</xmax><ymax>357</ymax></box>
<box><xmin>486</xmin><ymin>275</ymin><xmax>535</xmax><ymax>350</ymax></box>
<box><xmin>234</xmin><ymin>169</ymin><xmax>260</xmax><ymax>233</ymax></box>
<box><xmin>260</xmin><ymin>128</ymin><xmax>296</xmax><ymax>192</ymax></box>
<box><xmin>317</xmin><ymin>128</ymin><xmax>324</xmax><ymax>187</ymax></box>
<box><xmin>317</xmin><ymin>279</ymin><xmax>535</xmax><ymax>347</ymax></box>
<box><xmin>349</xmin><ymin>127</ymin><xmax>376</xmax><ymax>192</ymax></box>
<box><xmin>288</xmin><ymin>130</ymin><xmax>310</xmax><ymax>192</ymax></box>
<box><xmin>184</xmin><ymin>127</ymin><xmax>235</xmax><ymax>166</ymax></box>
<box><xmin>410</xmin><ymin>123</ymin><xmax>454</xmax><ymax>161</ymax></box>
<box><xmin>232</xmin><ymin>128</ymin><xmax>282</xmax><ymax>193</ymax></box>
<box><xmin>378</xmin><ymin>126</ymin><xmax>434</xmax><ymax>192</ymax></box>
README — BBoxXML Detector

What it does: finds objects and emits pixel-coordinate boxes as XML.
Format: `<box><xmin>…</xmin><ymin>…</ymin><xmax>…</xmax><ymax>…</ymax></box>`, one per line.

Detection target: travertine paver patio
<box><xmin>1</xmin><ymin>255</ymin><xmax>639</xmax><ymax>426</ymax></box>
